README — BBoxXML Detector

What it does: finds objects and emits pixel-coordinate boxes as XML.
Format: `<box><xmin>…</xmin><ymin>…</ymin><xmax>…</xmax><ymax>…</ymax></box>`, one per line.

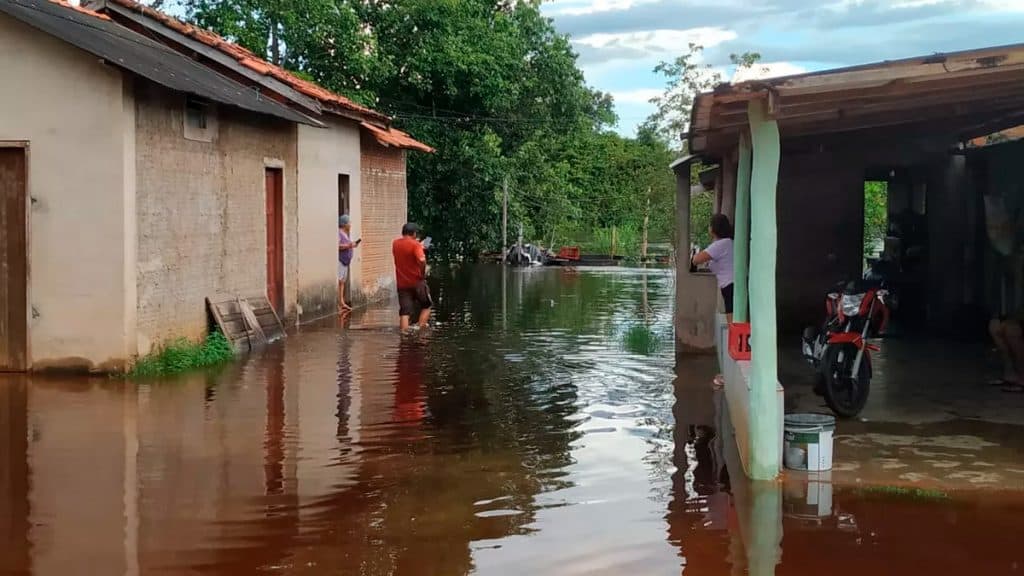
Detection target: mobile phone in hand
<box><xmin>422</xmin><ymin>236</ymin><xmax>432</xmax><ymax>249</ymax></box>
<box><xmin>355</xmin><ymin>238</ymin><xmax>362</xmax><ymax>245</ymax></box>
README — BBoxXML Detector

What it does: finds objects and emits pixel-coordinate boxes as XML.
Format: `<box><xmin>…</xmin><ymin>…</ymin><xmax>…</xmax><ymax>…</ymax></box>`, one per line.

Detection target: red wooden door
<box><xmin>0</xmin><ymin>148</ymin><xmax>28</xmax><ymax>371</ymax></box>
<box><xmin>265</xmin><ymin>168</ymin><xmax>284</xmax><ymax>316</ymax></box>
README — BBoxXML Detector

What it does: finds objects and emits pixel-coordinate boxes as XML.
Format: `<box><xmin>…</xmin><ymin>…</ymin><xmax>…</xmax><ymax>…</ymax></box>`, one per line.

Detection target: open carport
<box><xmin>674</xmin><ymin>43</ymin><xmax>1024</xmax><ymax>479</ymax></box>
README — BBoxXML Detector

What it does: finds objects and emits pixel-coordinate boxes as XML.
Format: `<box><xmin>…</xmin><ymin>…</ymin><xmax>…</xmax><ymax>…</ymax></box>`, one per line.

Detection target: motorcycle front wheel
<box><xmin>822</xmin><ymin>343</ymin><xmax>870</xmax><ymax>418</ymax></box>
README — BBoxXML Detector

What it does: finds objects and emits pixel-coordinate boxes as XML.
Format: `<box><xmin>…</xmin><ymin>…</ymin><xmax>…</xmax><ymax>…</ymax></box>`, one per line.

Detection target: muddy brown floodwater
<box><xmin>2</xmin><ymin>265</ymin><xmax>1024</xmax><ymax>575</ymax></box>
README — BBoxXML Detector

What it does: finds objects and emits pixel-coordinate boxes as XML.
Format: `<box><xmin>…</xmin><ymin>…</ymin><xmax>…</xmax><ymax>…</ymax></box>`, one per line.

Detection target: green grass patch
<box><xmin>130</xmin><ymin>331</ymin><xmax>235</xmax><ymax>378</ymax></box>
<box><xmin>622</xmin><ymin>324</ymin><xmax>663</xmax><ymax>355</ymax></box>
<box><xmin>856</xmin><ymin>485</ymin><xmax>949</xmax><ymax>501</ymax></box>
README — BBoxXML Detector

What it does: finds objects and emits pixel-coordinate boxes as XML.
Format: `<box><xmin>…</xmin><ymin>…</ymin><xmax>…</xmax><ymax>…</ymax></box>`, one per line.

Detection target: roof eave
<box><xmin>101</xmin><ymin>0</ymin><xmax>324</xmax><ymax>116</ymax></box>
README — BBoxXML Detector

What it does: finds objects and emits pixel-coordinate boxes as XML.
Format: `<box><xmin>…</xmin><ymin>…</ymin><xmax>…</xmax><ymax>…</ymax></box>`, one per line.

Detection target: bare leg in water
<box><xmin>992</xmin><ymin>319</ymin><xmax>1024</xmax><ymax>392</ymax></box>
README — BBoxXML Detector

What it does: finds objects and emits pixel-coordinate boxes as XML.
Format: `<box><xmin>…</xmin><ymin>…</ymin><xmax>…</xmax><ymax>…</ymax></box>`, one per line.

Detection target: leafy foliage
<box><xmin>130</xmin><ymin>331</ymin><xmax>235</xmax><ymax>377</ymax></box>
<box><xmin>642</xmin><ymin>47</ymin><xmax>764</xmax><ymax>146</ymax></box>
<box><xmin>691</xmin><ymin>191</ymin><xmax>715</xmax><ymax>249</ymax></box>
<box><xmin>186</xmin><ymin>0</ymin><xmax>380</xmax><ymax>103</ymax></box>
<box><xmin>864</xmin><ymin>181</ymin><xmax>889</xmax><ymax>259</ymax></box>
<box><xmin>184</xmin><ymin>0</ymin><xmax>682</xmax><ymax>259</ymax></box>
<box><xmin>622</xmin><ymin>324</ymin><xmax>664</xmax><ymax>355</ymax></box>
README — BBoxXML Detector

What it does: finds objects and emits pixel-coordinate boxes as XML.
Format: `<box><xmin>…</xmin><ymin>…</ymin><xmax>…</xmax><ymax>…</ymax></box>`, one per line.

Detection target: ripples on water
<box><xmin>2</xmin><ymin>265</ymin><xmax>1024</xmax><ymax>575</ymax></box>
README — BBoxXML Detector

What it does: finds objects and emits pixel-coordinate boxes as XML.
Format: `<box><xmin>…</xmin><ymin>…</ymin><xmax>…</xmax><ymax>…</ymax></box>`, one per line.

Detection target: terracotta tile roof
<box><xmin>361</xmin><ymin>122</ymin><xmax>436</xmax><ymax>153</ymax></box>
<box><xmin>47</xmin><ymin>0</ymin><xmax>433</xmax><ymax>152</ymax></box>
<box><xmin>106</xmin><ymin>0</ymin><xmax>386</xmax><ymax>121</ymax></box>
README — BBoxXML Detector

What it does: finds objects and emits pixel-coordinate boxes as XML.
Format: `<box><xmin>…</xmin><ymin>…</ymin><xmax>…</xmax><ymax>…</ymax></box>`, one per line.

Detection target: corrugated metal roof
<box><xmin>1</xmin><ymin>0</ymin><xmax>322</xmax><ymax>127</ymax></box>
<box><xmin>107</xmin><ymin>0</ymin><xmax>388</xmax><ymax>122</ymax></box>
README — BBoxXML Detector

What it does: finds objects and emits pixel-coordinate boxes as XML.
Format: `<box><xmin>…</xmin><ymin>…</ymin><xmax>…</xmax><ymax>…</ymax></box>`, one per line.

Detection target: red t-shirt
<box><xmin>392</xmin><ymin>236</ymin><xmax>426</xmax><ymax>290</ymax></box>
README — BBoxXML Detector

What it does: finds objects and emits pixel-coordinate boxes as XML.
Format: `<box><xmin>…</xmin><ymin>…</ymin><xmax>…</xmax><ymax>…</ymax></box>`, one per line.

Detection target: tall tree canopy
<box><xmin>186</xmin><ymin>0</ymin><xmax>679</xmax><ymax>259</ymax></box>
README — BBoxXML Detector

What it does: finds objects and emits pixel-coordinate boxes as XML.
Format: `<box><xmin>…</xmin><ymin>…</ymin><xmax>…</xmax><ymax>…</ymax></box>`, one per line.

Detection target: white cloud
<box><xmin>572</xmin><ymin>27</ymin><xmax>737</xmax><ymax>67</ymax></box>
<box><xmin>574</xmin><ymin>27</ymin><xmax>736</xmax><ymax>50</ymax></box>
<box><xmin>730</xmin><ymin>61</ymin><xmax>808</xmax><ymax>82</ymax></box>
<box><xmin>551</xmin><ymin>0</ymin><xmax>646</xmax><ymax>16</ymax></box>
<box><xmin>609</xmin><ymin>88</ymin><xmax>664</xmax><ymax>104</ymax></box>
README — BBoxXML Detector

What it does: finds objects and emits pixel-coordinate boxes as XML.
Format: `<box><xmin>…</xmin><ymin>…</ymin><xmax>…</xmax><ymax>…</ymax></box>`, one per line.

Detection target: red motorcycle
<box><xmin>802</xmin><ymin>275</ymin><xmax>891</xmax><ymax>418</ymax></box>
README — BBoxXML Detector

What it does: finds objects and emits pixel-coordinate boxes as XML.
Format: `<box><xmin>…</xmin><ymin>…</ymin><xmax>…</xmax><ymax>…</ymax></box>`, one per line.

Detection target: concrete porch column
<box><xmin>747</xmin><ymin>100</ymin><xmax>782</xmax><ymax>480</ymax></box>
<box><xmin>673</xmin><ymin>157</ymin><xmax>720</xmax><ymax>353</ymax></box>
<box><xmin>734</xmin><ymin>132</ymin><xmax>752</xmax><ymax>323</ymax></box>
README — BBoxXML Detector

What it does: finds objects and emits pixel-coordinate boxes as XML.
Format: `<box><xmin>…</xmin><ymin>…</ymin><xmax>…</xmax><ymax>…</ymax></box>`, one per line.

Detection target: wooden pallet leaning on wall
<box><xmin>207</xmin><ymin>294</ymin><xmax>286</xmax><ymax>353</ymax></box>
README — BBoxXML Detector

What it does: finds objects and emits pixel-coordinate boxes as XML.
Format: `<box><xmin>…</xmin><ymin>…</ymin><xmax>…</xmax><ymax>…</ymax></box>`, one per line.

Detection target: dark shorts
<box><xmin>398</xmin><ymin>281</ymin><xmax>432</xmax><ymax>317</ymax></box>
<box><xmin>721</xmin><ymin>283</ymin><xmax>734</xmax><ymax>315</ymax></box>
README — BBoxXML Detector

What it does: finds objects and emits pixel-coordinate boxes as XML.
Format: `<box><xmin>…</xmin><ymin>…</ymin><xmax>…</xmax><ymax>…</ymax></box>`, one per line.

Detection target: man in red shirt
<box><xmin>392</xmin><ymin>222</ymin><xmax>432</xmax><ymax>330</ymax></box>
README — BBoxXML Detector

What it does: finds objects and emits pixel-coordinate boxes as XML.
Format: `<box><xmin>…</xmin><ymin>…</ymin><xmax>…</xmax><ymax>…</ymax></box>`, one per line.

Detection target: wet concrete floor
<box><xmin>2</xmin><ymin>265</ymin><xmax>1024</xmax><ymax>575</ymax></box>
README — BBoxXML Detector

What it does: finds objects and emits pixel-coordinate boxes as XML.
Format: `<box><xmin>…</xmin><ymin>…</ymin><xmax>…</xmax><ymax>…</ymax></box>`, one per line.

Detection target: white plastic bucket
<box><xmin>783</xmin><ymin>413</ymin><xmax>836</xmax><ymax>471</ymax></box>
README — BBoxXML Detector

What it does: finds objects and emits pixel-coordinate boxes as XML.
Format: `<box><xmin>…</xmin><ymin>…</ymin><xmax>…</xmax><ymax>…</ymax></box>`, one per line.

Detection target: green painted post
<box><xmin>733</xmin><ymin>133</ymin><xmax>752</xmax><ymax>324</ymax></box>
<box><xmin>747</xmin><ymin>100</ymin><xmax>781</xmax><ymax>481</ymax></box>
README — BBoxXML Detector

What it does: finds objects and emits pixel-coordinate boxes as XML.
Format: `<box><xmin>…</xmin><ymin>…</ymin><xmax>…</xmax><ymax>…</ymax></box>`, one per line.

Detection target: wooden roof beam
<box><xmin>781</xmin><ymin>99</ymin><xmax>1024</xmax><ymax>138</ymax></box>
<box><xmin>758</xmin><ymin>47</ymin><xmax>1024</xmax><ymax>96</ymax></box>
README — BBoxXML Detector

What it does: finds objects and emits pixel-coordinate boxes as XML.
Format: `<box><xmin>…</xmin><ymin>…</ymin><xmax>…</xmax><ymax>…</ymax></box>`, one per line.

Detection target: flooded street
<box><xmin>2</xmin><ymin>265</ymin><xmax>1024</xmax><ymax>575</ymax></box>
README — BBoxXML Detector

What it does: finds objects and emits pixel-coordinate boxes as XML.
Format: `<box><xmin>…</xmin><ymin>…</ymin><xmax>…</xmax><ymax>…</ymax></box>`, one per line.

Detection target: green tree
<box><xmin>185</xmin><ymin>0</ymin><xmax>677</xmax><ymax>260</ymax></box>
<box><xmin>360</xmin><ymin>0</ymin><xmax>616</xmax><ymax>259</ymax></box>
<box><xmin>864</xmin><ymin>181</ymin><xmax>888</xmax><ymax>259</ymax></box>
<box><xmin>185</xmin><ymin>0</ymin><xmax>380</xmax><ymax>103</ymax></box>
<box><xmin>642</xmin><ymin>47</ymin><xmax>763</xmax><ymax>147</ymax></box>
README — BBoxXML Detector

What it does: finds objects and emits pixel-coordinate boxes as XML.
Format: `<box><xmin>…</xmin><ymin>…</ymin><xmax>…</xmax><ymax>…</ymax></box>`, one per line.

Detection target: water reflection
<box><xmin>2</xmin><ymin>266</ymin><xmax>1024</xmax><ymax>575</ymax></box>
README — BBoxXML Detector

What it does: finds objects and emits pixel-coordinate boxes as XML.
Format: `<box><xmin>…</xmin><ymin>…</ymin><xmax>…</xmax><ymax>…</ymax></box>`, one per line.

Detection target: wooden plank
<box><xmin>714</xmin><ymin>71</ymin><xmax>1024</xmax><ymax>120</ymax></box>
<box><xmin>766</xmin><ymin>47</ymin><xmax>1024</xmax><ymax>95</ymax></box>
<box><xmin>780</xmin><ymin>97</ymin><xmax>1024</xmax><ymax>138</ymax></box>
<box><xmin>0</xmin><ymin>148</ymin><xmax>27</xmax><ymax>371</ymax></box>
<box><xmin>238</xmin><ymin>298</ymin><xmax>268</xmax><ymax>349</ymax></box>
<box><xmin>206</xmin><ymin>293</ymin><xmax>288</xmax><ymax>353</ymax></box>
<box><xmin>246</xmin><ymin>295</ymin><xmax>285</xmax><ymax>342</ymax></box>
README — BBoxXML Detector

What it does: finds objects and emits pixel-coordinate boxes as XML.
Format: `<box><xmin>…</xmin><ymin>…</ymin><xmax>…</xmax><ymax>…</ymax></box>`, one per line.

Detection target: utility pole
<box><xmin>502</xmin><ymin>176</ymin><xmax>508</xmax><ymax>263</ymax></box>
<box><xmin>641</xmin><ymin>194</ymin><xmax>651</xmax><ymax>262</ymax></box>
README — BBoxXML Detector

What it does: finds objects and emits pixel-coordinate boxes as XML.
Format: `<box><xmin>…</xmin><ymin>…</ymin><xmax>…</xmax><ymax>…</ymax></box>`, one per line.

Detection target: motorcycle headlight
<box><xmin>841</xmin><ymin>294</ymin><xmax>864</xmax><ymax>316</ymax></box>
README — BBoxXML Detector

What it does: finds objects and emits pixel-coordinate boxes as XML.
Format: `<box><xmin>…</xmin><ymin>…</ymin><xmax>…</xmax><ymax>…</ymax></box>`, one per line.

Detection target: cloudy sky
<box><xmin>541</xmin><ymin>0</ymin><xmax>1024</xmax><ymax>135</ymax></box>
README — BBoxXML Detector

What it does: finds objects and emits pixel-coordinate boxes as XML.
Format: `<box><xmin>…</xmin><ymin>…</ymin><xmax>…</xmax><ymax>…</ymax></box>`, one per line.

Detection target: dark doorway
<box><xmin>0</xmin><ymin>147</ymin><xmax>28</xmax><ymax>371</ymax></box>
<box><xmin>265</xmin><ymin>168</ymin><xmax>284</xmax><ymax>315</ymax></box>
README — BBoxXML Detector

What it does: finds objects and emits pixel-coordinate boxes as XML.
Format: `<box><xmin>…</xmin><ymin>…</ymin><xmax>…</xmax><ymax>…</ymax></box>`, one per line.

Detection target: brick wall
<box><xmin>357</xmin><ymin>133</ymin><xmax>408</xmax><ymax>302</ymax></box>
<box><xmin>134</xmin><ymin>82</ymin><xmax>298</xmax><ymax>354</ymax></box>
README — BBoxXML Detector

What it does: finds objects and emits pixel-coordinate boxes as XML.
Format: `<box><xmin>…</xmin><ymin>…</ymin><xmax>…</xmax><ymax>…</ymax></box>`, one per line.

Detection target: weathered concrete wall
<box><xmin>134</xmin><ymin>83</ymin><xmax>298</xmax><ymax>354</ymax></box>
<box><xmin>674</xmin><ymin>163</ymin><xmax>718</xmax><ymax>352</ymax></box>
<box><xmin>296</xmin><ymin>120</ymin><xmax>361</xmax><ymax>321</ymax></box>
<box><xmin>358</xmin><ymin>134</ymin><xmax>408</xmax><ymax>302</ymax></box>
<box><xmin>776</xmin><ymin>151</ymin><xmax>864</xmax><ymax>331</ymax></box>
<box><xmin>0</xmin><ymin>14</ymin><xmax>136</xmax><ymax>371</ymax></box>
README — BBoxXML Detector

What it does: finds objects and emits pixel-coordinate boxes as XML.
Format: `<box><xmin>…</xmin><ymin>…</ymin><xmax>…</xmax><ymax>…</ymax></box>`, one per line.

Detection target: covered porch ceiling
<box><xmin>688</xmin><ymin>43</ymin><xmax>1024</xmax><ymax>156</ymax></box>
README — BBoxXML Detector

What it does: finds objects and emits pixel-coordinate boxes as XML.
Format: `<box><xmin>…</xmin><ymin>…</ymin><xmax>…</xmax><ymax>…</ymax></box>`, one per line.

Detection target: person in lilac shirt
<box><xmin>338</xmin><ymin>215</ymin><xmax>361</xmax><ymax>312</ymax></box>
<box><xmin>691</xmin><ymin>214</ymin><xmax>735</xmax><ymax>322</ymax></box>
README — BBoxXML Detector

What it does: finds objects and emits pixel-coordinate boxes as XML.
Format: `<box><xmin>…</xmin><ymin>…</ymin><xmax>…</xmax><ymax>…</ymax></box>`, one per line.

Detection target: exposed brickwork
<box><xmin>357</xmin><ymin>133</ymin><xmax>407</xmax><ymax>302</ymax></box>
<box><xmin>134</xmin><ymin>82</ymin><xmax>298</xmax><ymax>353</ymax></box>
